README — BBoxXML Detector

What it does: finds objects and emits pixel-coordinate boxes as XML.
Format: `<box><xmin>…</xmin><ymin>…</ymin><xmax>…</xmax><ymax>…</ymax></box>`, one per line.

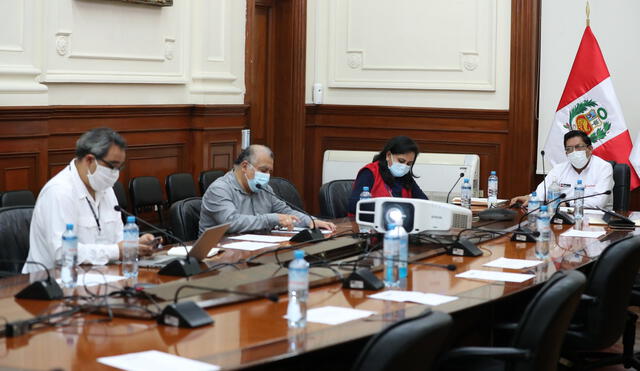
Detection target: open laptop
<box><xmin>138</xmin><ymin>223</ymin><xmax>230</xmax><ymax>268</ymax></box>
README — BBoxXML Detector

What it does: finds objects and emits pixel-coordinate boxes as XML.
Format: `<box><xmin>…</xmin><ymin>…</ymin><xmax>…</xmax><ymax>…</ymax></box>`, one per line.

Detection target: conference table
<box><xmin>0</xmin><ymin>211</ymin><xmax>636</xmax><ymax>370</ymax></box>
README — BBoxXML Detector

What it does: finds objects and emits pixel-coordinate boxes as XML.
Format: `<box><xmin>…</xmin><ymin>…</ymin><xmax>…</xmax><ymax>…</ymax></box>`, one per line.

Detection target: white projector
<box><xmin>355</xmin><ymin>197</ymin><xmax>472</xmax><ymax>233</ymax></box>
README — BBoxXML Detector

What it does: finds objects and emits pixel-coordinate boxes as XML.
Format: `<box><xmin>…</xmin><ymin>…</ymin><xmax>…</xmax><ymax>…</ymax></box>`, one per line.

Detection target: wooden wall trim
<box><xmin>306</xmin><ymin>104</ymin><xmax>510</xmax><ymax>121</ymax></box>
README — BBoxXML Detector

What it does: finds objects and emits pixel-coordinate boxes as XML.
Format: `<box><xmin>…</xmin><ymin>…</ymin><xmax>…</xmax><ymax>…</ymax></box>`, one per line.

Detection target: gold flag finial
<box><xmin>586</xmin><ymin>1</ymin><xmax>591</xmax><ymax>27</ymax></box>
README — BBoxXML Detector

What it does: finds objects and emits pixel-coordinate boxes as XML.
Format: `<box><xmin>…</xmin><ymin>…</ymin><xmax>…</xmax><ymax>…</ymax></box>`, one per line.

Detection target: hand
<box><xmin>509</xmin><ymin>195</ymin><xmax>530</xmax><ymax>208</ymax></box>
<box><xmin>313</xmin><ymin>220</ymin><xmax>337</xmax><ymax>232</ymax></box>
<box><xmin>277</xmin><ymin>214</ymin><xmax>300</xmax><ymax>230</ymax></box>
<box><xmin>139</xmin><ymin>233</ymin><xmax>155</xmax><ymax>244</ymax></box>
<box><xmin>117</xmin><ymin>234</ymin><xmax>157</xmax><ymax>260</ymax></box>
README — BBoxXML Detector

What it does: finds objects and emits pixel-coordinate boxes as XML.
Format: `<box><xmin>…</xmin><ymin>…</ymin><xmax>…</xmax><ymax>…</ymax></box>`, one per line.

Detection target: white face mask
<box><xmin>87</xmin><ymin>163</ymin><xmax>120</xmax><ymax>192</ymax></box>
<box><xmin>568</xmin><ymin>150</ymin><xmax>589</xmax><ymax>169</ymax></box>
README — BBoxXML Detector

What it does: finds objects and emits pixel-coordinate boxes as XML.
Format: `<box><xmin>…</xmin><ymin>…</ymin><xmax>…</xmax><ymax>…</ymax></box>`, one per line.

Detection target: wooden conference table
<box><xmin>0</xmin><ymin>212</ymin><xmax>636</xmax><ymax>370</ymax></box>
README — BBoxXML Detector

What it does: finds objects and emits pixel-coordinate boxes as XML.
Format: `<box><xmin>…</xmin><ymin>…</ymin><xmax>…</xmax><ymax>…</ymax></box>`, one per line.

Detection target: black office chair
<box><xmin>319</xmin><ymin>179</ymin><xmax>354</xmax><ymax>219</ymax></box>
<box><xmin>0</xmin><ymin>206</ymin><xmax>34</xmax><ymax>276</ymax></box>
<box><xmin>166</xmin><ymin>173</ymin><xmax>197</xmax><ymax>206</ymax></box>
<box><xmin>352</xmin><ymin>310</ymin><xmax>452</xmax><ymax>371</ymax></box>
<box><xmin>439</xmin><ymin>270</ymin><xmax>586</xmax><ymax>371</ymax></box>
<box><xmin>561</xmin><ymin>235</ymin><xmax>640</xmax><ymax>370</ymax></box>
<box><xmin>169</xmin><ymin>197</ymin><xmax>202</xmax><ymax>242</ymax></box>
<box><xmin>612</xmin><ymin>163</ymin><xmax>630</xmax><ymax>211</ymax></box>
<box><xmin>0</xmin><ymin>190</ymin><xmax>36</xmax><ymax>207</ymax></box>
<box><xmin>129</xmin><ymin>176</ymin><xmax>167</xmax><ymax>228</ymax></box>
<box><xmin>199</xmin><ymin>169</ymin><xmax>225</xmax><ymax>195</ymax></box>
<box><xmin>268</xmin><ymin>177</ymin><xmax>304</xmax><ymax>209</ymax></box>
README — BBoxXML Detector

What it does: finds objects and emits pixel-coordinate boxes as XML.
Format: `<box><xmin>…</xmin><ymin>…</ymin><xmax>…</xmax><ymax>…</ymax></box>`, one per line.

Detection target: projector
<box><xmin>355</xmin><ymin>197</ymin><xmax>472</xmax><ymax>233</ymax></box>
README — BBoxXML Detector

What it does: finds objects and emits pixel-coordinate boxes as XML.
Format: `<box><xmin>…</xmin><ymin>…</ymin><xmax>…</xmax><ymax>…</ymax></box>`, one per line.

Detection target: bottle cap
<box><xmin>293</xmin><ymin>250</ymin><xmax>305</xmax><ymax>259</ymax></box>
<box><xmin>531</xmin><ymin>191</ymin><xmax>537</xmax><ymax>196</ymax></box>
<box><xmin>363</xmin><ymin>186</ymin><xmax>369</xmax><ymax>192</ymax></box>
<box><xmin>540</xmin><ymin>205</ymin><xmax>548</xmax><ymax>211</ymax></box>
<box><xmin>463</xmin><ymin>178</ymin><xmax>469</xmax><ymax>182</ymax></box>
<box><xmin>387</xmin><ymin>223</ymin><xmax>396</xmax><ymax>230</ymax></box>
<box><xmin>577</xmin><ymin>179</ymin><xmax>583</xmax><ymax>184</ymax></box>
<box><xmin>490</xmin><ymin>170</ymin><xmax>496</xmax><ymax>175</ymax></box>
<box><xmin>127</xmin><ymin>216</ymin><xmax>136</xmax><ymax>223</ymax></box>
<box><xmin>66</xmin><ymin>223</ymin><xmax>73</xmax><ymax>230</ymax></box>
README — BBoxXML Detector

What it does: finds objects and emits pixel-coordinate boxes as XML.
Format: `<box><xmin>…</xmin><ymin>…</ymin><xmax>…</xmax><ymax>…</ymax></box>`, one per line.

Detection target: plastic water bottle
<box><xmin>60</xmin><ymin>224</ymin><xmax>78</xmax><ymax>288</ymax></box>
<box><xmin>358</xmin><ymin>186</ymin><xmax>372</xmax><ymax>233</ymax></box>
<box><xmin>487</xmin><ymin>171</ymin><xmax>498</xmax><ymax>208</ymax></box>
<box><xmin>122</xmin><ymin>216</ymin><xmax>139</xmax><ymax>279</ymax></box>
<box><xmin>547</xmin><ymin>179</ymin><xmax>561</xmax><ymax>212</ymax></box>
<box><xmin>287</xmin><ymin>250</ymin><xmax>309</xmax><ymax>328</ymax></box>
<box><xmin>574</xmin><ymin>179</ymin><xmax>585</xmax><ymax>221</ymax></box>
<box><xmin>461</xmin><ymin>178</ymin><xmax>472</xmax><ymax>209</ymax></box>
<box><xmin>536</xmin><ymin>205</ymin><xmax>551</xmax><ymax>258</ymax></box>
<box><xmin>527</xmin><ymin>191</ymin><xmax>540</xmax><ymax>229</ymax></box>
<box><xmin>396</xmin><ymin>224</ymin><xmax>409</xmax><ymax>279</ymax></box>
<box><xmin>383</xmin><ymin>223</ymin><xmax>400</xmax><ymax>287</ymax></box>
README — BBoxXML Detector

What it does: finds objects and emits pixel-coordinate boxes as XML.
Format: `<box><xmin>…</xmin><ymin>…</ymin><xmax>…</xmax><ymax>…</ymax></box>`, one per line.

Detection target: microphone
<box><xmin>255</xmin><ymin>183</ymin><xmax>324</xmax><ymax>243</ymax></box>
<box><xmin>552</xmin><ymin>190</ymin><xmax>612</xmax><ymax>225</ymax></box>
<box><xmin>511</xmin><ymin>193</ymin><xmax>566</xmax><ymax>242</ymax></box>
<box><xmin>446</xmin><ymin>173</ymin><xmax>465</xmax><ymax>204</ymax></box>
<box><xmin>541</xmin><ymin>150</ymin><xmax>548</xmax><ymax>205</ymax></box>
<box><xmin>1</xmin><ymin>260</ymin><xmax>64</xmax><ymax>300</ymax></box>
<box><xmin>156</xmin><ymin>285</ymin><xmax>279</xmax><ymax>328</ymax></box>
<box><xmin>114</xmin><ymin>206</ymin><xmax>200</xmax><ymax>277</ymax></box>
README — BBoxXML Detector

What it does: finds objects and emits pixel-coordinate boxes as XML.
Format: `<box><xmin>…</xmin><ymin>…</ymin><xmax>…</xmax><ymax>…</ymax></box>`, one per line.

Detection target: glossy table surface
<box><xmin>0</xmin><ymin>213</ymin><xmax>636</xmax><ymax>370</ymax></box>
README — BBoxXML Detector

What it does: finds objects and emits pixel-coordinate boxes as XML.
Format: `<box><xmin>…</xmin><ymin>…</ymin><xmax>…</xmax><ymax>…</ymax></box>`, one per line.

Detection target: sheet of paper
<box><xmin>452</xmin><ymin>197</ymin><xmax>508</xmax><ymax>206</ymax></box>
<box><xmin>483</xmin><ymin>257</ymin><xmax>543</xmax><ymax>270</ymax></box>
<box><xmin>584</xmin><ymin>209</ymin><xmax>605</xmax><ymax>216</ymax></box>
<box><xmin>98</xmin><ymin>350</ymin><xmax>220</xmax><ymax>371</ymax></box>
<box><xmin>57</xmin><ymin>273</ymin><xmax>125</xmax><ymax>287</ymax></box>
<box><xmin>297</xmin><ymin>306</ymin><xmax>375</xmax><ymax>325</ymax></box>
<box><xmin>167</xmin><ymin>246</ymin><xmax>220</xmax><ymax>258</ymax></box>
<box><xmin>222</xmin><ymin>241</ymin><xmax>278</xmax><ymax>251</ymax></box>
<box><xmin>228</xmin><ymin>234</ymin><xmax>291</xmax><ymax>243</ymax></box>
<box><xmin>368</xmin><ymin>290</ymin><xmax>458</xmax><ymax>306</ymax></box>
<box><xmin>271</xmin><ymin>227</ymin><xmax>332</xmax><ymax>235</ymax></box>
<box><xmin>456</xmin><ymin>269</ymin><xmax>535</xmax><ymax>283</ymax></box>
<box><xmin>560</xmin><ymin>229</ymin><xmax>605</xmax><ymax>238</ymax></box>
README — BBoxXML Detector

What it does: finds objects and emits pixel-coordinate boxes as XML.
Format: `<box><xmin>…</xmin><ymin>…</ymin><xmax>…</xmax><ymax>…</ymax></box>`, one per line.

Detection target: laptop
<box><xmin>138</xmin><ymin>223</ymin><xmax>230</xmax><ymax>268</ymax></box>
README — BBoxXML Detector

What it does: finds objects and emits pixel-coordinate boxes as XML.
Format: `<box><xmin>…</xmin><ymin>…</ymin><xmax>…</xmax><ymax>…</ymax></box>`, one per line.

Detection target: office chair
<box><xmin>319</xmin><ymin>179</ymin><xmax>354</xmax><ymax>219</ymax></box>
<box><xmin>0</xmin><ymin>190</ymin><xmax>36</xmax><ymax>207</ymax></box>
<box><xmin>129</xmin><ymin>176</ymin><xmax>167</xmax><ymax>230</ymax></box>
<box><xmin>199</xmin><ymin>169</ymin><xmax>225</xmax><ymax>195</ymax></box>
<box><xmin>561</xmin><ymin>235</ymin><xmax>640</xmax><ymax>370</ymax></box>
<box><xmin>268</xmin><ymin>177</ymin><xmax>304</xmax><ymax>209</ymax></box>
<box><xmin>439</xmin><ymin>270</ymin><xmax>586</xmax><ymax>371</ymax></box>
<box><xmin>165</xmin><ymin>173</ymin><xmax>197</xmax><ymax>206</ymax></box>
<box><xmin>0</xmin><ymin>206</ymin><xmax>34</xmax><ymax>276</ymax></box>
<box><xmin>169</xmin><ymin>197</ymin><xmax>202</xmax><ymax>242</ymax></box>
<box><xmin>352</xmin><ymin>310</ymin><xmax>452</xmax><ymax>371</ymax></box>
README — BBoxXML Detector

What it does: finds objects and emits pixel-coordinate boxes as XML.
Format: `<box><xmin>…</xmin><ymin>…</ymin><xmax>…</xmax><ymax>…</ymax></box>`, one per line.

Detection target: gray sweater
<box><xmin>199</xmin><ymin>171</ymin><xmax>311</xmax><ymax>234</ymax></box>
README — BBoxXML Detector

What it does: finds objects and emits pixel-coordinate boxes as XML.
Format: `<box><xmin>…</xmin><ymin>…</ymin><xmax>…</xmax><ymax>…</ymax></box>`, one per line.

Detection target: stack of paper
<box><xmin>368</xmin><ymin>290</ymin><xmax>458</xmax><ymax>306</ymax></box>
<box><xmin>483</xmin><ymin>257</ymin><xmax>543</xmax><ymax>269</ymax></box>
<box><xmin>456</xmin><ymin>270</ymin><xmax>535</xmax><ymax>283</ymax></box>
<box><xmin>284</xmin><ymin>306</ymin><xmax>375</xmax><ymax>325</ymax></box>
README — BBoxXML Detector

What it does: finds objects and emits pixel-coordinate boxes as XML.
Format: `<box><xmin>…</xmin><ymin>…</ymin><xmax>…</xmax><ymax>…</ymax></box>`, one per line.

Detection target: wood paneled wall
<box><xmin>0</xmin><ymin>105</ymin><xmax>247</xmax><ymax>198</ymax></box>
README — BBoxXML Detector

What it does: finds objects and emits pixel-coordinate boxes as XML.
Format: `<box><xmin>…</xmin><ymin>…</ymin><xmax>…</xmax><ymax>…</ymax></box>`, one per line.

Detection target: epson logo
<box><xmin>431</xmin><ymin>215</ymin><xmax>443</xmax><ymax>220</ymax></box>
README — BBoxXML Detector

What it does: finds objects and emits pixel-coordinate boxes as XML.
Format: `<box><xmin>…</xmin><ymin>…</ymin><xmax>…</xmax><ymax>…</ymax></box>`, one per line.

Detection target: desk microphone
<box><xmin>551</xmin><ymin>190</ymin><xmax>612</xmax><ymax>225</ymax></box>
<box><xmin>255</xmin><ymin>183</ymin><xmax>324</xmax><ymax>243</ymax></box>
<box><xmin>114</xmin><ymin>206</ymin><xmax>200</xmax><ymax>277</ymax></box>
<box><xmin>1</xmin><ymin>260</ymin><xmax>64</xmax><ymax>300</ymax></box>
<box><xmin>446</xmin><ymin>173</ymin><xmax>465</xmax><ymax>204</ymax></box>
<box><xmin>156</xmin><ymin>284</ymin><xmax>279</xmax><ymax>328</ymax></box>
<box><xmin>511</xmin><ymin>193</ymin><xmax>566</xmax><ymax>242</ymax></box>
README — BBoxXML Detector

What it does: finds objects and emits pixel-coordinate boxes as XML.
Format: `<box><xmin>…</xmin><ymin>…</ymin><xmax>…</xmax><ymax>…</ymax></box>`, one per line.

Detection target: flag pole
<box><xmin>586</xmin><ymin>1</ymin><xmax>591</xmax><ymax>27</ymax></box>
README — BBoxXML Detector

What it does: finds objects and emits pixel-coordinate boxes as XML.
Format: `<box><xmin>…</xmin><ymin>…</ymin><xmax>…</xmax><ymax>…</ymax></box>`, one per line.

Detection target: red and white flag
<box><xmin>544</xmin><ymin>26</ymin><xmax>640</xmax><ymax>189</ymax></box>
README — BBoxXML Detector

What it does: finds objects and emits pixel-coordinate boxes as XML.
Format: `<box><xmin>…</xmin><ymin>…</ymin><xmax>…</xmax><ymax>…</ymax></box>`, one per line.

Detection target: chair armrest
<box><xmin>580</xmin><ymin>294</ymin><xmax>598</xmax><ymax>305</ymax></box>
<box><xmin>493</xmin><ymin>322</ymin><xmax>518</xmax><ymax>332</ymax></box>
<box><xmin>441</xmin><ymin>346</ymin><xmax>531</xmax><ymax>363</ymax></box>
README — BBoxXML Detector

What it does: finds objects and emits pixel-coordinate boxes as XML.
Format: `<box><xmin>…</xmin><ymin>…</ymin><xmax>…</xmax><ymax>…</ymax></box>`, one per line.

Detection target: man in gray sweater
<box><xmin>199</xmin><ymin>145</ymin><xmax>336</xmax><ymax>235</ymax></box>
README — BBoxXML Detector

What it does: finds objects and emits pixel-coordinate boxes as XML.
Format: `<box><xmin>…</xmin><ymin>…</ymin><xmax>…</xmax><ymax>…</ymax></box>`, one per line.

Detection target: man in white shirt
<box><xmin>23</xmin><ymin>128</ymin><xmax>155</xmax><ymax>273</ymax></box>
<box><xmin>510</xmin><ymin>130</ymin><xmax>613</xmax><ymax>209</ymax></box>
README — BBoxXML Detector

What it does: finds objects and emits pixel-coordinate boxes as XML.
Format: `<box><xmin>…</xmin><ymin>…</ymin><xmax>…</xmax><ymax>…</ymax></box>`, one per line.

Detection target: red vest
<box><xmin>359</xmin><ymin>161</ymin><xmax>413</xmax><ymax>198</ymax></box>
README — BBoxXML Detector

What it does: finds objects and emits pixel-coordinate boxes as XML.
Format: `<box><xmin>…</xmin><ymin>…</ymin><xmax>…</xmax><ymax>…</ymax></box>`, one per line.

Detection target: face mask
<box><xmin>388</xmin><ymin>156</ymin><xmax>411</xmax><ymax>177</ymax></box>
<box><xmin>245</xmin><ymin>165</ymin><xmax>271</xmax><ymax>192</ymax></box>
<box><xmin>568</xmin><ymin>150</ymin><xmax>589</xmax><ymax>169</ymax></box>
<box><xmin>87</xmin><ymin>163</ymin><xmax>120</xmax><ymax>192</ymax></box>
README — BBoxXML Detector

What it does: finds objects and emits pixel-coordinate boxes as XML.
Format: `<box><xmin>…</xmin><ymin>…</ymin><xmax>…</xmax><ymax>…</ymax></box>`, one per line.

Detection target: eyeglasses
<box><xmin>94</xmin><ymin>155</ymin><xmax>125</xmax><ymax>171</ymax></box>
<box><xmin>564</xmin><ymin>144</ymin><xmax>588</xmax><ymax>154</ymax></box>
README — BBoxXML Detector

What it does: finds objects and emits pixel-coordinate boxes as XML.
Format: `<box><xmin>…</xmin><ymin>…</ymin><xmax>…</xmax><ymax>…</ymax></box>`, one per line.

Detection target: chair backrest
<box><xmin>511</xmin><ymin>270</ymin><xmax>586</xmax><ymax>371</ymax></box>
<box><xmin>612</xmin><ymin>163</ymin><xmax>630</xmax><ymax>211</ymax></box>
<box><xmin>112</xmin><ymin>181</ymin><xmax>128</xmax><ymax>210</ymax></box>
<box><xmin>0</xmin><ymin>206</ymin><xmax>34</xmax><ymax>275</ymax></box>
<box><xmin>268</xmin><ymin>177</ymin><xmax>303</xmax><ymax>209</ymax></box>
<box><xmin>166</xmin><ymin>173</ymin><xmax>197</xmax><ymax>205</ymax></box>
<box><xmin>1</xmin><ymin>190</ymin><xmax>36</xmax><ymax>207</ymax></box>
<box><xmin>352</xmin><ymin>310</ymin><xmax>453</xmax><ymax>371</ymax></box>
<box><xmin>566</xmin><ymin>235</ymin><xmax>640</xmax><ymax>350</ymax></box>
<box><xmin>199</xmin><ymin>169</ymin><xmax>225</xmax><ymax>194</ymax></box>
<box><xmin>169</xmin><ymin>197</ymin><xmax>202</xmax><ymax>241</ymax></box>
<box><xmin>129</xmin><ymin>176</ymin><xmax>165</xmax><ymax>211</ymax></box>
<box><xmin>319</xmin><ymin>179</ymin><xmax>354</xmax><ymax>218</ymax></box>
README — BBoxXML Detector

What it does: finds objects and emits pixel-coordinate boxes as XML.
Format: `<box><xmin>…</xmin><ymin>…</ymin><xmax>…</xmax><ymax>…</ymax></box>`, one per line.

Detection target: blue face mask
<box><xmin>389</xmin><ymin>156</ymin><xmax>410</xmax><ymax>177</ymax></box>
<box><xmin>246</xmin><ymin>165</ymin><xmax>271</xmax><ymax>192</ymax></box>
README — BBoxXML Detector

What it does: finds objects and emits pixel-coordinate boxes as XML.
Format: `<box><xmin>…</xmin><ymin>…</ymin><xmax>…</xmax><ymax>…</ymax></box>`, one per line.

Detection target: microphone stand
<box><xmin>510</xmin><ymin>193</ymin><xmax>566</xmax><ymax>242</ymax></box>
<box><xmin>541</xmin><ymin>150</ymin><xmax>548</xmax><ymax>205</ymax></box>
<box><xmin>446</xmin><ymin>173</ymin><xmax>465</xmax><ymax>204</ymax></box>
<box><xmin>255</xmin><ymin>183</ymin><xmax>324</xmax><ymax>243</ymax></box>
<box><xmin>114</xmin><ymin>206</ymin><xmax>200</xmax><ymax>277</ymax></box>
<box><xmin>551</xmin><ymin>190</ymin><xmax>612</xmax><ymax>225</ymax></box>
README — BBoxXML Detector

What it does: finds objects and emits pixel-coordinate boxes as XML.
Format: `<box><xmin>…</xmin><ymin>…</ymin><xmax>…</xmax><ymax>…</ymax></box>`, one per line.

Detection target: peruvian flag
<box><xmin>544</xmin><ymin>26</ymin><xmax>640</xmax><ymax>189</ymax></box>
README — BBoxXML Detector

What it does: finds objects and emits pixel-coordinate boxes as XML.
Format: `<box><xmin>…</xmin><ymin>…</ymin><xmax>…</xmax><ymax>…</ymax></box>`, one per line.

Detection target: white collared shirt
<box><xmin>534</xmin><ymin>154</ymin><xmax>613</xmax><ymax>209</ymax></box>
<box><xmin>23</xmin><ymin>160</ymin><xmax>123</xmax><ymax>273</ymax></box>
